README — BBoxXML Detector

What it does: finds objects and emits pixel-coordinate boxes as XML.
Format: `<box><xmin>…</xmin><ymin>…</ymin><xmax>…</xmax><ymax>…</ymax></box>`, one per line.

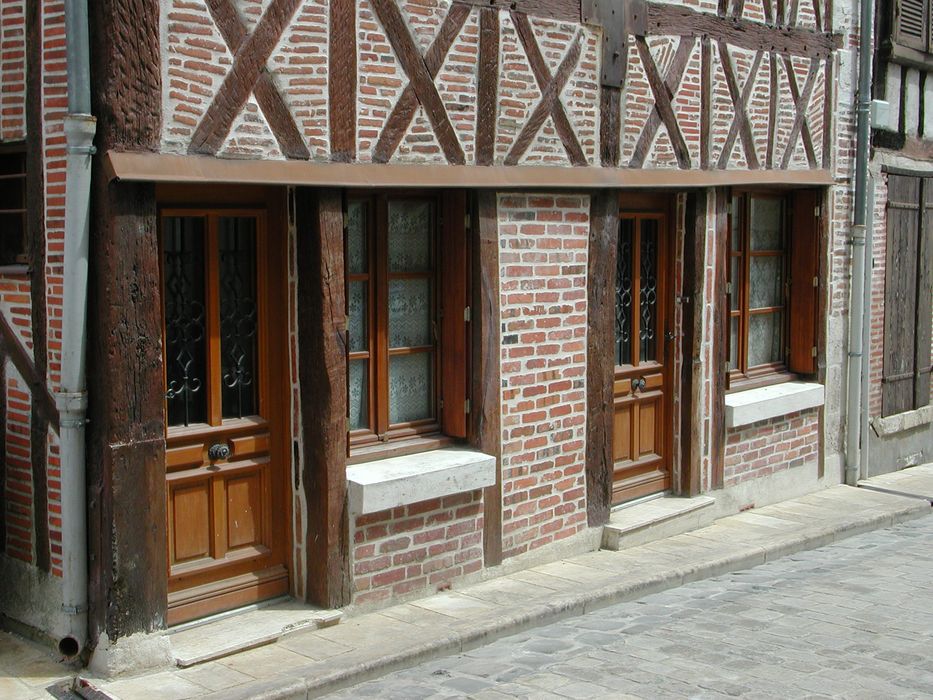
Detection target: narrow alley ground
<box><xmin>325</xmin><ymin>516</ymin><xmax>933</xmax><ymax>699</ymax></box>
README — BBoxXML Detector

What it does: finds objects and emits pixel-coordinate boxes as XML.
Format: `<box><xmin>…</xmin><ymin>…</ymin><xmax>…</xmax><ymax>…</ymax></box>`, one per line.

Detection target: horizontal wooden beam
<box><xmin>0</xmin><ymin>311</ymin><xmax>59</xmax><ymax>434</ymax></box>
<box><xmin>452</xmin><ymin>0</ymin><xmax>580</xmax><ymax>22</ymax></box>
<box><xmin>645</xmin><ymin>3</ymin><xmax>839</xmax><ymax>58</ymax></box>
<box><xmin>105</xmin><ymin>151</ymin><xmax>835</xmax><ymax>189</ymax></box>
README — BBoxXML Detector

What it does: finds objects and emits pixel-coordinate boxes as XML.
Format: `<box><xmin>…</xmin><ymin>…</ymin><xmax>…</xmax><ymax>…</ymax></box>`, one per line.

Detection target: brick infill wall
<box><xmin>724</xmin><ymin>409</ymin><xmax>819</xmax><ymax>486</ymax></box>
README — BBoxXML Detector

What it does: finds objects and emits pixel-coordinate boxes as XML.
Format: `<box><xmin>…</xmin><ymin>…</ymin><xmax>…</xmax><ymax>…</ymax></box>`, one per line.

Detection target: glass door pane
<box><xmin>164</xmin><ymin>216</ymin><xmax>208</xmax><ymax>427</ymax></box>
<box><xmin>616</xmin><ymin>219</ymin><xmax>634</xmax><ymax>366</ymax></box>
<box><xmin>218</xmin><ymin>217</ymin><xmax>259</xmax><ymax>419</ymax></box>
<box><xmin>639</xmin><ymin>219</ymin><xmax>659</xmax><ymax>363</ymax></box>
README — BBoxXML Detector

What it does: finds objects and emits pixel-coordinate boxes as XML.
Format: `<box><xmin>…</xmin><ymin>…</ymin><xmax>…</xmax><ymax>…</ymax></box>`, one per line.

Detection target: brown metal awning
<box><xmin>103</xmin><ymin>151</ymin><xmax>836</xmax><ymax>190</ymax></box>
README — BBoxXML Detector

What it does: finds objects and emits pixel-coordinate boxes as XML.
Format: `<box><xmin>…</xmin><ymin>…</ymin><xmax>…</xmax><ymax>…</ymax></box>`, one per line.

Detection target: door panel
<box><xmin>612</xmin><ymin>206</ymin><xmax>674</xmax><ymax>505</ymax></box>
<box><xmin>161</xmin><ymin>207</ymin><xmax>288</xmax><ymax>626</ymax></box>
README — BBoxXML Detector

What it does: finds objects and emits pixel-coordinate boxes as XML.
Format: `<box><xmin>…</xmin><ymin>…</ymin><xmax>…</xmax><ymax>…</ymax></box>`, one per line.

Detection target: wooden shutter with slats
<box><xmin>916</xmin><ymin>179</ymin><xmax>933</xmax><ymax>408</ymax></box>
<box><xmin>440</xmin><ymin>190</ymin><xmax>469</xmax><ymax>438</ymax></box>
<box><xmin>894</xmin><ymin>0</ymin><xmax>929</xmax><ymax>52</ymax></box>
<box><xmin>883</xmin><ymin>174</ymin><xmax>922</xmax><ymax>416</ymax></box>
<box><xmin>788</xmin><ymin>190</ymin><xmax>821</xmax><ymax>375</ymax></box>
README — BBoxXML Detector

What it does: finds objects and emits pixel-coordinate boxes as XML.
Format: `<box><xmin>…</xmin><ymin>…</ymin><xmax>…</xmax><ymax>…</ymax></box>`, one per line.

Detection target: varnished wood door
<box><xmin>612</xmin><ymin>203</ymin><xmax>674</xmax><ymax>505</ymax></box>
<box><xmin>160</xmin><ymin>205</ymin><xmax>288</xmax><ymax>625</ymax></box>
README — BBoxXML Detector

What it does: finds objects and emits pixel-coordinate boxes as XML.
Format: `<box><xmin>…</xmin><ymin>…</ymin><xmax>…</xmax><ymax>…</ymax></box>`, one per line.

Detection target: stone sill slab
<box><xmin>347</xmin><ymin>448</ymin><xmax>495</xmax><ymax>515</ymax></box>
<box><xmin>871</xmin><ymin>405</ymin><xmax>933</xmax><ymax>437</ymax></box>
<box><xmin>86</xmin><ymin>482</ymin><xmax>931</xmax><ymax>699</ymax></box>
<box><xmin>725</xmin><ymin>381</ymin><xmax>824</xmax><ymax>428</ymax></box>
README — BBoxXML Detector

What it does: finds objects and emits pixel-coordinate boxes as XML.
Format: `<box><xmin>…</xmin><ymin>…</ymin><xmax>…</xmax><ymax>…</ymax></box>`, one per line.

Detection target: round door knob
<box><xmin>208</xmin><ymin>443</ymin><xmax>231</xmax><ymax>461</ymax></box>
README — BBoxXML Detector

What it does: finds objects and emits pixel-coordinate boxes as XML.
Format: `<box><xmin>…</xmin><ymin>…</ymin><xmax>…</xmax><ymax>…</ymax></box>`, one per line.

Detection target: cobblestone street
<box><xmin>326</xmin><ymin>515</ymin><xmax>933</xmax><ymax>699</ymax></box>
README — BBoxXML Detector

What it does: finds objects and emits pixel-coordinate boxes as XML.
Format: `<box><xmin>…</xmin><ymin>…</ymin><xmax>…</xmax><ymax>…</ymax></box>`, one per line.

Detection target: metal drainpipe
<box><xmin>59</xmin><ymin>0</ymin><xmax>95</xmax><ymax>658</ymax></box>
<box><xmin>845</xmin><ymin>0</ymin><xmax>874</xmax><ymax>486</ymax></box>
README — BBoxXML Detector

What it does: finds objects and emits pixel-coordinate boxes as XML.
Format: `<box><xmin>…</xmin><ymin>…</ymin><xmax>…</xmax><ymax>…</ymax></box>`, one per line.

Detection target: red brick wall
<box><xmin>497</xmin><ymin>194</ymin><xmax>588</xmax><ymax>559</ymax></box>
<box><xmin>351</xmin><ymin>491</ymin><xmax>484</xmax><ymax>607</ymax></box>
<box><xmin>0</xmin><ymin>0</ymin><xmax>26</xmax><ymax>142</ymax></box>
<box><xmin>724</xmin><ymin>409</ymin><xmax>820</xmax><ymax>486</ymax></box>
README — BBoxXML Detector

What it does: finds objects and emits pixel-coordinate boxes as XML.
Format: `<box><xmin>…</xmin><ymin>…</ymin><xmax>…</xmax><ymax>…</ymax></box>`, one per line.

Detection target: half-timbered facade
<box><xmin>866</xmin><ymin>0</ymin><xmax>933</xmax><ymax>475</ymax></box>
<box><xmin>0</xmin><ymin>0</ymin><xmax>875</xmax><ymax>671</ymax></box>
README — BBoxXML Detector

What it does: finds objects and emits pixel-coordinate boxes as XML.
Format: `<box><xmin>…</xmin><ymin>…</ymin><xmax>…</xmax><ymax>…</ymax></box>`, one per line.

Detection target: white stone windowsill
<box><xmin>872</xmin><ymin>405</ymin><xmax>933</xmax><ymax>437</ymax></box>
<box><xmin>725</xmin><ymin>381</ymin><xmax>824</xmax><ymax>429</ymax></box>
<box><xmin>347</xmin><ymin>448</ymin><xmax>496</xmax><ymax>515</ymax></box>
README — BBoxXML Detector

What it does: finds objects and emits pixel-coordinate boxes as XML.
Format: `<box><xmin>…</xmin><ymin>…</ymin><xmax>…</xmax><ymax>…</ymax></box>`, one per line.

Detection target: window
<box><xmin>0</xmin><ymin>145</ymin><xmax>27</xmax><ymax>267</ymax></box>
<box><xmin>346</xmin><ymin>191</ymin><xmax>469</xmax><ymax>455</ymax></box>
<box><xmin>882</xmin><ymin>173</ymin><xmax>933</xmax><ymax>416</ymax></box>
<box><xmin>727</xmin><ymin>190</ymin><xmax>821</xmax><ymax>389</ymax></box>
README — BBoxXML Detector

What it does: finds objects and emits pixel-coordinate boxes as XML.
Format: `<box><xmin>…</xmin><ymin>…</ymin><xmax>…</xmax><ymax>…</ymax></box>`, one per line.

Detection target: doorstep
<box><xmin>167</xmin><ymin>598</ymin><xmax>342</xmax><ymax>668</ymax></box>
<box><xmin>601</xmin><ymin>494</ymin><xmax>717</xmax><ymax>551</ymax></box>
<box><xmin>857</xmin><ymin>462</ymin><xmax>933</xmax><ymax>504</ymax></box>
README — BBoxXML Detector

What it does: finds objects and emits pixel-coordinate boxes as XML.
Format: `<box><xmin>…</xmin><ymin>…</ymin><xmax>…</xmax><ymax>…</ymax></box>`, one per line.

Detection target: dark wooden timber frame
<box><xmin>329</xmin><ymin>0</ymin><xmax>356</xmax><ymax>162</ymax></box>
<box><xmin>586</xmin><ymin>190</ymin><xmax>618</xmax><ymax>524</ymax></box>
<box><xmin>296</xmin><ymin>188</ymin><xmax>351</xmax><ymax>608</ymax></box>
<box><xmin>88</xmin><ymin>0</ymin><xmax>166</xmax><ymax>645</ymax></box>
<box><xmin>474</xmin><ymin>192</ymin><xmax>503</xmax><ymax>564</ymax></box>
<box><xmin>680</xmin><ymin>191</ymin><xmax>707</xmax><ymax>497</ymax></box>
<box><xmin>711</xmin><ymin>188</ymin><xmax>729</xmax><ymax>490</ymax></box>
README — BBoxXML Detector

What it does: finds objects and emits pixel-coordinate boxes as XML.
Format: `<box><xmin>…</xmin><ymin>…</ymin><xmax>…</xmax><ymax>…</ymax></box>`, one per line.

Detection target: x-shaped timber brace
<box><xmin>185</xmin><ymin>0</ymin><xmax>836</xmax><ymax>171</ymax></box>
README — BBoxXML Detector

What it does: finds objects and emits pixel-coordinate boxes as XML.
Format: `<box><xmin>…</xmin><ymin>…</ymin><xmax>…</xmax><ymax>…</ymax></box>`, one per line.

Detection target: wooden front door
<box><xmin>612</xmin><ymin>199</ymin><xmax>674</xmax><ymax>505</ymax></box>
<box><xmin>160</xmin><ymin>202</ymin><xmax>289</xmax><ymax>626</ymax></box>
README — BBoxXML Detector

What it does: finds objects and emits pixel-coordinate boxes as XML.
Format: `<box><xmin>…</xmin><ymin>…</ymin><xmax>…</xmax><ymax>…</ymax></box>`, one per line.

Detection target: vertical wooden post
<box><xmin>586</xmin><ymin>190</ymin><xmax>617</xmax><ymax>526</ymax></box>
<box><xmin>329</xmin><ymin>0</ymin><xmax>356</xmax><ymax>162</ymax></box>
<box><xmin>710</xmin><ymin>189</ymin><xmax>728</xmax><ymax>489</ymax></box>
<box><xmin>475</xmin><ymin>191</ymin><xmax>502</xmax><ymax>566</ymax></box>
<box><xmin>87</xmin><ymin>0</ymin><xmax>167</xmax><ymax>643</ymax></box>
<box><xmin>296</xmin><ymin>188</ymin><xmax>351</xmax><ymax>608</ymax></box>
<box><xmin>680</xmin><ymin>191</ymin><xmax>707</xmax><ymax>496</ymax></box>
<box><xmin>600</xmin><ymin>88</ymin><xmax>621</xmax><ymax>168</ymax></box>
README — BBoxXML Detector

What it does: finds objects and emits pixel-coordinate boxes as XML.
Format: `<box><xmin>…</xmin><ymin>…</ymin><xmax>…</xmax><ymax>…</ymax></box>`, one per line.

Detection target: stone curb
<box><xmin>199</xmin><ymin>496</ymin><xmax>929</xmax><ymax>700</ymax></box>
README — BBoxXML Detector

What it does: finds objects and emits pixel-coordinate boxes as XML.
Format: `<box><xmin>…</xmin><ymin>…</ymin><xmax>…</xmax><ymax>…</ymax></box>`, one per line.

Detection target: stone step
<box><xmin>168</xmin><ymin>598</ymin><xmax>342</xmax><ymax>668</ymax></box>
<box><xmin>602</xmin><ymin>495</ymin><xmax>717</xmax><ymax>551</ymax></box>
<box><xmin>857</xmin><ymin>463</ymin><xmax>933</xmax><ymax>504</ymax></box>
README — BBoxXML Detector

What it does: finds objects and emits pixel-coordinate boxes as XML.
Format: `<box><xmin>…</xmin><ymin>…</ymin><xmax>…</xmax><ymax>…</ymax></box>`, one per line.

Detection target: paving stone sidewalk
<box><xmin>325</xmin><ymin>515</ymin><xmax>933</xmax><ymax>699</ymax></box>
<box><xmin>2</xmin><ymin>476</ymin><xmax>930</xmax><ymax>700</ymax></box>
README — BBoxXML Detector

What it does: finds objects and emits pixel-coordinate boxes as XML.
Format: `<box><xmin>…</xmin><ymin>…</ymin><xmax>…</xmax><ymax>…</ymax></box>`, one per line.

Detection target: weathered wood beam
<box><xmin>507</xmin><ymin>13</ymin><xmax>586</xmax><ymax>166</ymax></box>
<box><xmin>822</xmin><ymin>58</ymin><xmax>832</xmax><ymax>169</ymax></box>
<box><xmin>330</xmin><ymin>0</ymin><xmax>356</xmax><ymax>162</ymax></box>
<box><xmin>586</xmin><ymin>190</ymin><xmax>617</xmax><ymax>526</ymax></box>
<box><xmin>645</xmin><ymin>3</ymin><xmax>838</xmax><ymax>58</ymax></box>
<box><xmin>296</xmin><ymin>188</ymin><xmax>351</xmax><ymax>608</ymax></box>
<box><xmin>88</xmin><ymin>0</ymin><xmax>167</xmax><ymax>643</ymax></box>
<box><xmin>600</xmin><ymin>87</ymin><xmax>621</xmax><ymax>167</ymax></box>
<box><xmin>680</xmin><ymin>191</ymin><xmax>706</xmax><ymax>497</ymax></box>
<box><xmin>192</xmin><ymin>0</ymin><xmax>307</xmax><ymax>159</ymax></box>
<box><xmin>371</xmin><ymin>0</ymin><xmax>465</xmax><ymax>164</ymax></box>
<box><xmin>767</xmin><ymin>52</ymin><xmax>778</xmax><ymax>168</ymax></box>
<box><xmin>372</xmin><ymin>3</ymin><xmax>470</xmax><ymax>164</ymax></box>
<box><xmin>631</xmin><ymin>36</ymin><xmax>694</xmax><ymax>169</ymax></box>
<box><xmin>453</xmin><ymin>0</ymin><xmax>580</xmax><ymax>22</ymax></box>
<box><xmin>0</xmin><ymin>314</ymin><xmax>58</xmax><ymax>434</ymax></box>
<box><xmin>474</xmin><ymin>192</ymin><xmax>503</xmax><ymax>566</ymax></box>
<box><xmin>476</xmin><ymin>9</ymin><xmax>500</xmax><ymax>166</ymax></box>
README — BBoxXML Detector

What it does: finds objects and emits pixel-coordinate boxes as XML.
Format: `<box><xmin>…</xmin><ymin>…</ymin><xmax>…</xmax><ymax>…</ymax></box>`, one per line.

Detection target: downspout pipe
<box><xmin>845</xmin><ymin>0</ymin><xmax>873</xmax><ymax>486</ymax></box>
<box><xmin>59</xmin><ymin>0</ymin><xmax>96</xmax><ymax>658</ymax></box>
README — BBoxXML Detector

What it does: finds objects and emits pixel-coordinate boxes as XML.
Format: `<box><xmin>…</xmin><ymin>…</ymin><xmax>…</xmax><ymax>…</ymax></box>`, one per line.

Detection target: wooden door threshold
<box><xmin>167</xmin><ymin>596</ymin><xmax>343</xmax><ymax>668</ymax></box>
<box><xmin>602</xmin><ymin>494</ymin><xmax>716</xmax><ymax>551</ymax></box>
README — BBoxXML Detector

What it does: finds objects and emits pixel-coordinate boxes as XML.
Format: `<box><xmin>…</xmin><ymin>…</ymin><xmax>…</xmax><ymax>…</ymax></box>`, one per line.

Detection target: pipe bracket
<box><xmin>62</xmin><ymin>603</ymin><xmax>88</xmax><ymax>615</ymax></box>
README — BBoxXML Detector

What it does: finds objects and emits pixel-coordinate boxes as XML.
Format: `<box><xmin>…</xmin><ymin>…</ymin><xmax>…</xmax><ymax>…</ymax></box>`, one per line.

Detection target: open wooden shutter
<box><xmin>440</xmin><ymin>190</ymin><xmax>469</xmax><ymax>438</ymax></box>
<box><xmin>883</xmin><ymin>174</ymin><xmax>922</xmax><ymax>416</ymax></box>
<box><xmin>915</xmin><ymin>179</ymin><xmax>933</xmax><ymax>408</ymax></box>
<box><xmin>788</xmin><ymin>190</ymin><xmax>821</xmax><ymax>375</ymax></box>
<box><xmin>894</xmin><ymin>0</ymin><xmax>929</xmax><ymax>52</ymax></box>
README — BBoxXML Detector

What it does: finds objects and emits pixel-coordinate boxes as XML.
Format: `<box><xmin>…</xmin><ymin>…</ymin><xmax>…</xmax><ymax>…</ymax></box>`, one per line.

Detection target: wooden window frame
<box><xmin>727</xmin><ymin>190</ymin><xmax>795</xmax><ymax>391</ymax></box>
<box><xmin>346</xmin><ymin>190</ymin><xmax>470</xmax><ymax>461</ymax></box>
<box><xmin>0</xmin><ymin>143</ymin><xmax>28</xmax><ymax>268</ymax></box>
